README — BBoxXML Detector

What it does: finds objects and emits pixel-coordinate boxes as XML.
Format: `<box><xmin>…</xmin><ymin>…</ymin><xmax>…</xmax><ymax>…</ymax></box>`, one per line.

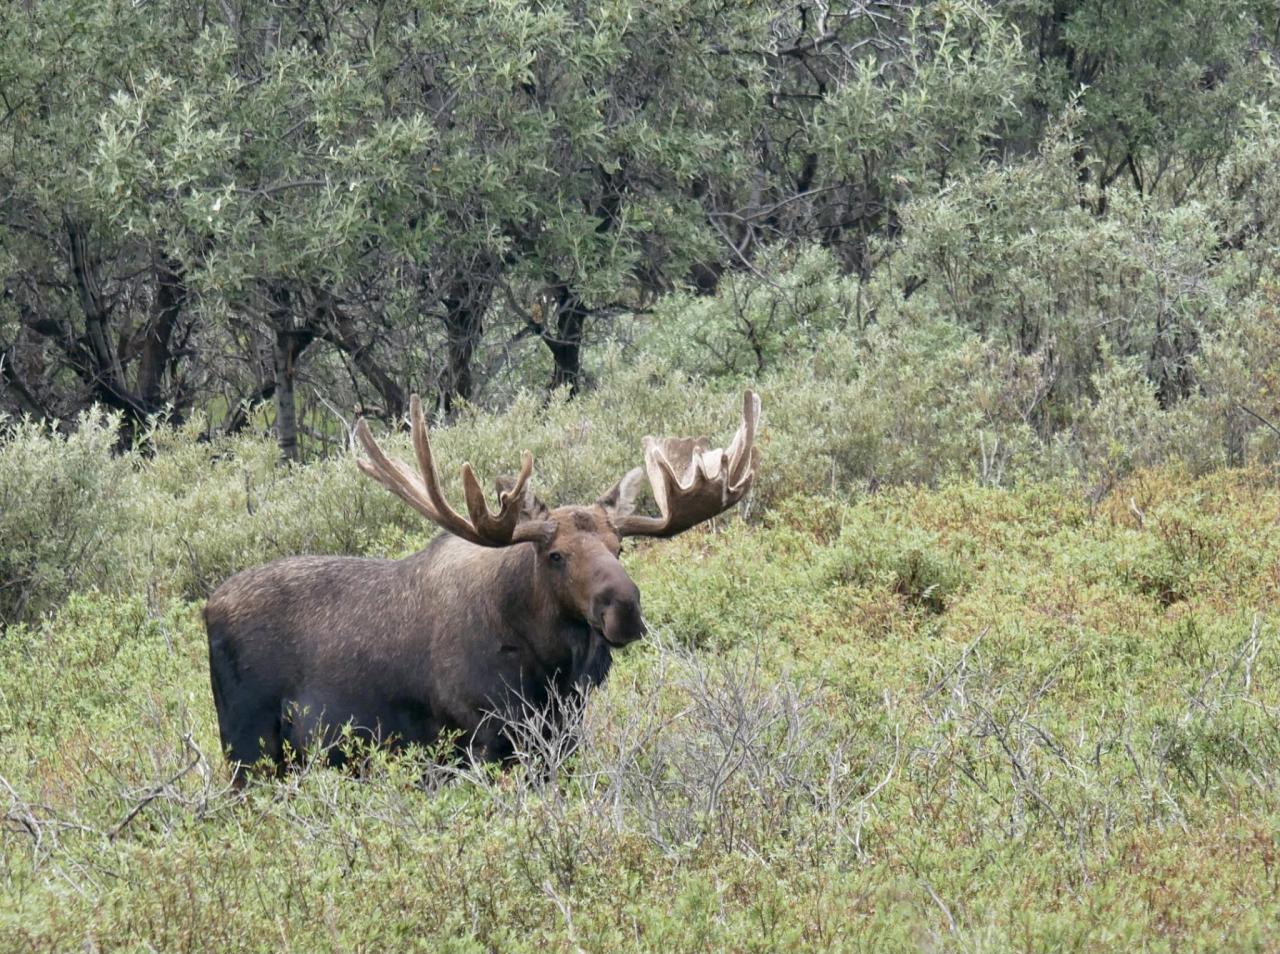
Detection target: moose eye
<box><xmin>548</xmin><ymin>551</ymin><xmax>565</xmax><ymax>565</ymax></box>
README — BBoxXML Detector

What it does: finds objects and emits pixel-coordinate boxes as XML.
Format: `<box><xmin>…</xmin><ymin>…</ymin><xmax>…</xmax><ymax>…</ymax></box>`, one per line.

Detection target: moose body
<box><xmin>207</xmin><ymin>515</ymin><xmax>629</xmax><ymax>770</ymax></box>
<box><xmin>206</xmin><ymin>392</ymin><xmax>759</xmax><ymax>783</ymax></box>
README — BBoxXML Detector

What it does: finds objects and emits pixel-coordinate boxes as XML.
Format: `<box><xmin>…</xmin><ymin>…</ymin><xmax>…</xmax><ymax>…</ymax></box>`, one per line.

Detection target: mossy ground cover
<box><xmin>2</xmin><ymin>468</ymin><xmax>1278</xmax><ymax>951</ymax></box>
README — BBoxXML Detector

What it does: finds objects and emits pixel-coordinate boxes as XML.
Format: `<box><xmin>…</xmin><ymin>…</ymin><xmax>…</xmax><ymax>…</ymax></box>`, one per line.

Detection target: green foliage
<box><xmin>3</xmin><ymin>467</ymin><xmax>1280</xmax><ymax>950</ymax></box>
<box><xmin>0</xmin><ymin>410</ymin><xmax>130</xmax><ymax>624</ymax></box>
<box><xmin>117</xmin><ymin>421</ymin><xmax>414</xmax><ymax>601</ymax></box>
<box><xmin>1018</xmin><ymin>0</ymin><xmax>1273</xmax><ymax>181</ymax></box>
<box><xmin>625</xmin><ymin>109</ymin><xmax>1280</xmax><ymax>481</ymax></box>
<box><xmin>878</xmin><ymin>114</ymin><xmax>1224</xmax><ymax>404</ymax></box>
<box><xmin>636</xmin><ymin>245</ymin><xmax>864</xmax><ymax>377</ymax></box>
<box><xmin>5</xmin><ymin>312</ymin><xmax>1277</xmax><ymax>629</ymax></box>
<box><xmin>811</xmin><ymin>1</ymin><xmax>1029</xmax><ymax>197</ymax></box>
<box><xmin>19</xmin><ymin>0</ymin><xmax>1277</xmax><ymax>438</ymax></box>
<box><xmin>761</xmin><ymin>315</ymin><xmax>1051</xmax><ymax>489</ymax></box>
<box><xmin>819</xmin><ymin>509</ymin><xmax>967</xmax><ymax>615</ymax></box>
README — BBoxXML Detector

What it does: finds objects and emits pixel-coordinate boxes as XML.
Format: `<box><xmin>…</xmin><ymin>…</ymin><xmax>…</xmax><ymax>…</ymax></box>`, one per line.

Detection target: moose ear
<box><xmin>597</xmin><ymin>467</ymin><xmax>646</xmax><ymax>519</ymax></box>
<box><xmin>495</xmin><ymin>475</ymin><xmax>549</xmax><ymax>520</ymax></box>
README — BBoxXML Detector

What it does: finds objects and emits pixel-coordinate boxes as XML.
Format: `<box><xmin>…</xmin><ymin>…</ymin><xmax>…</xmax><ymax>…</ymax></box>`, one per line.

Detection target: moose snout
<box><xmin>592</xmin><ymin>582</ymin><xmax>646</xmax><ymax>647</ymax></box>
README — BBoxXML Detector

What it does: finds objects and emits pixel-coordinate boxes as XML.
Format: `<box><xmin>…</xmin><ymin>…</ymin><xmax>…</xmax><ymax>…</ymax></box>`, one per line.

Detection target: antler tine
<box><xmin>354</xmin><ymin>417</ymin><xmax>444</xmax><ymax>525</ymax></box>
<box><xmin>724</xmin><ymin>389</ymin><xmax>760</xmax><ymax>491</ymax></box>
<box><xmin>462</xmin><ymin>451</ymin><xmax>534</xmax><ymax>539</ymax></box>
<box><xmin>356</xmin><ymin>394</ymin><xmax>538</xmax><ymax>548</ymax></box>
<box><xmin>616</xmin><ymin>390</ymin><xmax>761</xmax><ymax>539</ymax></box>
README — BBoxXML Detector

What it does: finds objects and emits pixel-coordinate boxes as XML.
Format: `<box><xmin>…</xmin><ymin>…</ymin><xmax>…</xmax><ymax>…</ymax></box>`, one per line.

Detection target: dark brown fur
<box><xmin>205</xmin><ymin>493</ymin><xmax>644</xmax><ymax>784</ymax></box>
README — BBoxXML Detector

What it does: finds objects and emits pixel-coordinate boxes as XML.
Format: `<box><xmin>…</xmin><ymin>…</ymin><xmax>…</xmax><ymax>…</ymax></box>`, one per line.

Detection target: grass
<box><xmin>2</xmin><ymin>463</ymin><xmax>1279</xmax><ymax>950</ymax></box>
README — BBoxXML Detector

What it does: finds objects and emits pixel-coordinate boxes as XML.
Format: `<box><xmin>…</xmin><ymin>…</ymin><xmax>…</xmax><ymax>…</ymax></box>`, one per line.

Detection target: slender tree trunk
<box><xmin>442</xmin><ymin>303</ymin><xmax>479</xmax><ymax>414</ymax></box>
<box><xmin>273</xmin><ymin>329</ymin><xmax>299</xmax><ymax>461</ymax></box>
<box><xmin>267</xmin><ymin>286</ymin><xmax>315</xmax><ymax>462</ymax></box>
<box><xmin>546</xmin><ymin>284</ymin><xmax>587</xmax><ymax>395</ymax></box>
<box><xmin>439</xmin><ymin>274</ymin><xmax>492</xmax><ymax>416</ymax></box>
<box><xmin>135</xmin><ymin>255</ymin><xmax>186</xmax><ymax>410</ymax></box>
<box><xmin>1151</xmin><ymin>312</ymin><xmax>1197</xmax><ymax>410</ymax></box>
<box><xmin>65</xmin><ymin>217</ymin><xmax>123</xmax><ymax>395</ymax></box>
<box><xmin>64</xmin><ymin>216</ymin><xmax>152</xmax><ymax>428</ymax></box>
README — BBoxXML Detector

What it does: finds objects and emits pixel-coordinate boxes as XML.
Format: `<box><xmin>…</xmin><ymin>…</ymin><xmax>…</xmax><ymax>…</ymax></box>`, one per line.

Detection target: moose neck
<box><xmin>406</xmin><ymin>534</ymin><xmax>600</xmax><ymax>677</ymax></box>
<box><xmin>491</xmin><ymin>542</ymin><xmax>560</xmax><ymax>630</ymax></box>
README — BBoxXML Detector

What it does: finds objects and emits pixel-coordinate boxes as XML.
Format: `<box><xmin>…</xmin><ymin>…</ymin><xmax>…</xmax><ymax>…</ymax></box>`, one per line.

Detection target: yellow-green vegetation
<box><xmin>2</xmin><ymin>418</ymin><xmax>1277</xmax><ymax>950</ymax></box>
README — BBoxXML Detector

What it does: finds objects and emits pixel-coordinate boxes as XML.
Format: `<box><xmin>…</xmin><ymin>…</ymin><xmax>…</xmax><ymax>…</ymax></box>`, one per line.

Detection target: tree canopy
<box><xmin>2</xmin><ymin>0</ymin><xmax>1278</xmax><ymax>458</ymax></box>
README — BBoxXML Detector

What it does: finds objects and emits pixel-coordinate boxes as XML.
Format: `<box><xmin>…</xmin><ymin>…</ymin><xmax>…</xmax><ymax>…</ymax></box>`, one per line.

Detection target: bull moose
<box><xmin>204</xmin><ymin>391</ymin><xmax>760</xmax><ymax>783</ymax></box>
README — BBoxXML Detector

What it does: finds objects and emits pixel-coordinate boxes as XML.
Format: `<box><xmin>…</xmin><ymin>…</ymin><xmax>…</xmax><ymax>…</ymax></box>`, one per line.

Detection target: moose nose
<box><xmin>592</xmin><ymin>582</ymin><xmax>645</xmax><ymax>647</ymax></box>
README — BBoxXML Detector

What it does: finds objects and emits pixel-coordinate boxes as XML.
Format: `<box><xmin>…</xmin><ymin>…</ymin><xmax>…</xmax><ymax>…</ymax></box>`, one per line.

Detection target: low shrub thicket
<box><xmin>1</xmin><ymin>470</ymin><xmax>1278</xmax><ymax>949</ymax></box>
<box><xmin>7</xmin><ymin>311</ymin><xmax>1277</xmax><ymax>628</ymax></box>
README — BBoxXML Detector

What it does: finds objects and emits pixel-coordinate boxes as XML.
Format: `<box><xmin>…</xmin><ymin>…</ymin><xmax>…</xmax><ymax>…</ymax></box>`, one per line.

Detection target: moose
<box><xmin>204</xmin><ymin>391</ymin><xmax>760</xmax><ymax>783</ymax></box>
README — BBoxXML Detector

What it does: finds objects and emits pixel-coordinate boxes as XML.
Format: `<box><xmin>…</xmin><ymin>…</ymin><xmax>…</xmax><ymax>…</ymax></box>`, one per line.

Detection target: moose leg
<box><xmin>464</xmin><ymin>719</ymin><xmax>515</xmax><ymax>765</ymax></box>
<box><xmin>219</xmin><ymin>703</ymin><xmax>284</xmax><ymax>788</ymax></box>
<box><xmin>208</xmin><ymin>660</ymin><xmax>283</xmax><ymax>787</ymax></box>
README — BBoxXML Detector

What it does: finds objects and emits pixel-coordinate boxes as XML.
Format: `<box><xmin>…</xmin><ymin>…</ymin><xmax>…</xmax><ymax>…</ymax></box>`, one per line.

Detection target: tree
<box><xmin>1013</xmin><ymin>0</ymin><xmax>1274</xmax><ymax>202</ymax></box>
<box><xmin>0</xmin><ymin>1</ymin><xmax>201</xmax><ymax>436</ymax></box>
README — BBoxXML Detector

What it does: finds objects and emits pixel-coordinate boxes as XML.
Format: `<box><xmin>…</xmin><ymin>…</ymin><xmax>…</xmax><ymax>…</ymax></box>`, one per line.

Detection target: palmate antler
<box><xmin>615</xmin><ymin>390</ymin><xmax>761</xmax><ymax>538</ymax></box>
<box><xmin>356</xmin><ymin>391</ymin><xmax>761</xmax><ymax>546</ymax></box>
<box><xmin>354</xmin><ymin>395</ymin><xmax>543</xmax><ymax>547</ymax></box>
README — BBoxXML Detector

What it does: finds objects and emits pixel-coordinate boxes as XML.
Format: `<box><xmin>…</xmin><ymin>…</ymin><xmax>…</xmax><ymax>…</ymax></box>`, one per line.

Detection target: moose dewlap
<box><xmin>204</xmin><ymin>392</ymin><xmax>760</xmax><ymax>784</ymax></box>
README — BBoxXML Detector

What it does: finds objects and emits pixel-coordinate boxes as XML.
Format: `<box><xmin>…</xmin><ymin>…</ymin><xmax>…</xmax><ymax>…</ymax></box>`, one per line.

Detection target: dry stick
<box><xmin>1189</xmin><ymin>614</ymin><xmax>1265</xmax><ymax>714</ymax></box>
<box><xmin>107</xmin><ymin>735</ymin><xmax>203</xmax><ymax>841</ymax></box>
<box><xmin>1237</xmin><ymin>402</ymin><xmax>1280</xmax><ymax>440</ymax></box>
<box><xmin>921</xmin><ymin>880</ymin><xmax>959</xmax><ymax>934</ymax></box>
<box><xmin>543</xmin><ymin>879</ymin><xmax>586</xmax><ymax>954</ymax></box>
<box><xmin>973</xmin><ymin>701</ymin><xmax>1070</xmax><ymax>842</ymax></box>
<box><xmin>921</xmin><ymin>627</ymin><xmax>990</xmax><ymax>702</ymax></box>
<box><xmin>851</xmin><ymin>726</ymin><xmax>900</xmax><ymax>857</ymax></box>
<box><xmin>0</xmin><ymin>773</ymin><xmax>42</xmax><ymax>852</ymax></box>
<box><xmin>316</xmin><ymin>393</ymin><xmax>353</xmax><ymax>437</ymax></box>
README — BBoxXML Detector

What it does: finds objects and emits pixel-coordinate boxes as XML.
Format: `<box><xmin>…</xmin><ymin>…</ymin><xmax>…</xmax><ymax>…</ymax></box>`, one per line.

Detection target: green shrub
<box><xmin>3</xmin><ymin>470</ymin><xmax>1280</xmax><ymax>951</ymax></box>
<box><xmin>0</xmin><ymin>410</ymin><xmax>130</xmax><ymax>624</ymax></box>
<box><xmin>761</xmin><ymin>316</ymin><xmax>1048</xmax><ymax>491</ymax></box>
<box><xmin>632</xmin><ymin>244</ymin><xmax>862</xmax><ymax>378</ymax></box>
<box><xmin>818</xmin><ymin>512</ymin><xmax>966</xmax><ymax>615</ymax></box>
<box><xmin>114</xmin><ymin>420</ymin><xmax>416</xmax><ymax>602</ymax></box>
<box><xmin>2</xmin><ymin>320</ymin><xmax>1276</xmax><ymax>629</ymax></box>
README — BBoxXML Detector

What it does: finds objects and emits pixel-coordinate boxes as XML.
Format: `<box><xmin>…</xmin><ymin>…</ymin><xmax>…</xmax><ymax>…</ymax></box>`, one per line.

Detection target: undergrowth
<box><xmin>2</xmin><ymin>467</ymin><xmax>1278</xmax><ymax>950</ymax></box>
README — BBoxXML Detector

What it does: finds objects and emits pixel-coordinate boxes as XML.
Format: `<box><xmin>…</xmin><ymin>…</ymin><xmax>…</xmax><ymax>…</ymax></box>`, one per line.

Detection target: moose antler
<box><xmin>615</xmin><ymin>390</ymin><xmax>761</xmax><ymax>538</ymax></box>
<box><xmin>354</xmin><ymin>394</ymin><xmax>543</xmax><ymax>547</ymax></box>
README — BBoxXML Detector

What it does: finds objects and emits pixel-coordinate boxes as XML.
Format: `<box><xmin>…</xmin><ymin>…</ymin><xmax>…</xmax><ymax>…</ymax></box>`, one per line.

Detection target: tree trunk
<box><xmin>135</xmin><ymin>255</ymin><xmax>187</xmax><ymax>410</ymax></box>
<box><xmin>439</xmin><ymin>274</ymin><xmax>493</xmax><ymax>416</ymax></box>
<box><xmin>65</xmin><ymin>217</ymin><xmax>123</xmax><ymax>397</ymax></box>
<box><xmin>546</xmin><ymin>284</ymin><xmax>587</xmax><ymax>395</ymax></box>
<box><xmin>441</xmin><ymin>302</ymin><xmax>479</xmax><ymax>414</ymax></box>
<box><xmin>267</xmin><ymin>287</ymin><xmax>315</xmax><ymax>462</ymax></box>
<box><xmin>63</xmin><ymin>216</ymin><xmax>151</xmax><ymax>427</ymax></box>
<box><xmin>273</xmin><ymin>329</ymin><xmax>303</xmax><ymax>461</ymax></box>
<box><xmin>1151</xmin><ymin>313</ymin><xmax>1197</xmax><ymax>410</ymax></box>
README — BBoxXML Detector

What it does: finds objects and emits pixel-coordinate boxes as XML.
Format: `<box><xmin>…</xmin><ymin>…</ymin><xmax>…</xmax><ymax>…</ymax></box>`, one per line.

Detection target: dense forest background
<box><xmin>4</xmin><ymin>0</ymin><xmax>1279</xmax><ymax>461</ymax></box>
